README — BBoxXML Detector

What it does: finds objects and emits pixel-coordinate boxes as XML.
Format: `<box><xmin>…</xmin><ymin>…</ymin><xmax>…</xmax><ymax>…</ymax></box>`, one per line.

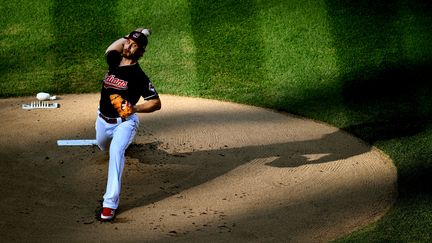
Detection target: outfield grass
<box><xmin>1</xmin><ymin>0</ymin><xmax>432</xmax><ymax>241</ymax></box>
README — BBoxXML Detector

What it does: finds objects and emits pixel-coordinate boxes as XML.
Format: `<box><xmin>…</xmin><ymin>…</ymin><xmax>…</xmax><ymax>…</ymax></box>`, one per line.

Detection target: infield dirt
<box><xmin>0</xmin><ymin>94</ymin><xmax>396</xmax><ymax>242</ymax></box>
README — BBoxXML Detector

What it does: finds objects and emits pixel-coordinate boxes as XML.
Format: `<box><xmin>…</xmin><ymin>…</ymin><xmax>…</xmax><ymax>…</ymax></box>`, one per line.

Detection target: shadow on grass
<box><xmin>341</xmin><ymin>62</ymin><xmax>432</xmax><ymax>143</ymax></box>
<box><xmin>51</xmin><ymin>0</ymin><xmax>120</xmax><ymax>93</ymax></box>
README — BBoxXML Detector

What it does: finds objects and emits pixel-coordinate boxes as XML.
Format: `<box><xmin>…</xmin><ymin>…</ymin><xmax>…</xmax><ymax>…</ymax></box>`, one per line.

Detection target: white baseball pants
<box><xmin>95</xmin><ymin>111</ymin><xmax>139</xmax><ymax>209</ymax></box>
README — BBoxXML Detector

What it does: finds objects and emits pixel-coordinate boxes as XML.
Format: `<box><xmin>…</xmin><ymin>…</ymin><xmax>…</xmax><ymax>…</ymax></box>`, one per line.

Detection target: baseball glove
<box><xmin>110</xmin><ymin>94</ymin><xmax>133</xmax><ymax>118</ymax></box>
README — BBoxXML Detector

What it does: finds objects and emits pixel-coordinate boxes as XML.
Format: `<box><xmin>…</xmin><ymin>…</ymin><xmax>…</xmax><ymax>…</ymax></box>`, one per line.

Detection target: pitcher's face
<box><xmin>122</xmin><ymin>38</ymin><xmax>140</xmax><ymax>59</ymax></box>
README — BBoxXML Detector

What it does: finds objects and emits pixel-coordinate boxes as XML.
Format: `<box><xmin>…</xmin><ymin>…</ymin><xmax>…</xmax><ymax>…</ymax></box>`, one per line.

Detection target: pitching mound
<box><xmin>0</xmin><ymin>93</ymin><xmax>396</xmax><ymax>242</ymax></box>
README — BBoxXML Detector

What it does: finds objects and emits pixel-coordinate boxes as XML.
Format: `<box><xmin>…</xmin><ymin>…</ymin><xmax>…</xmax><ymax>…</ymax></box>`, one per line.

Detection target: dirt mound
<box><xmin>0</xmin><ymin>94</ymin><xmax>396</xmax><ymax>242</ymax></box>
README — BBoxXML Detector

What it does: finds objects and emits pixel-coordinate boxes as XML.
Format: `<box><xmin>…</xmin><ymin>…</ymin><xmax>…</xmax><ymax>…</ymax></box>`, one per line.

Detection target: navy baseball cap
<box><xmin>125</xmin><ymin>30</ymin><xmax>148</xmax><ymax>50</ymax></box>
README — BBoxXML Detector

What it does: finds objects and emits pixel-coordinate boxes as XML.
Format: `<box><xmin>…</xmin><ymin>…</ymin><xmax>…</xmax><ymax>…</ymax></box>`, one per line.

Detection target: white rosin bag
<box><xmin>36</xmin><ymin>92</ymin><xmax>57</xmax><ymax>101</ymax></box>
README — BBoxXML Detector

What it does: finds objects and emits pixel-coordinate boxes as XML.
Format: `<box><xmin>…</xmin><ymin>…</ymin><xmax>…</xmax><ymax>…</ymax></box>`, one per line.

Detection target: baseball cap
<box><xmin>125</xmin><ymin>29</ymin><xmax>150</xmax><ymax>50</ymax></box>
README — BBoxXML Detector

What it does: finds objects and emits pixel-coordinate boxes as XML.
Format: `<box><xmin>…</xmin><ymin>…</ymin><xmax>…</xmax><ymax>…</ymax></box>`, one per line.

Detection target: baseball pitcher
<box><xmin>95</xmin><ymin>27</ymin><xmax>161</xmax><ymax>221</ymax></box>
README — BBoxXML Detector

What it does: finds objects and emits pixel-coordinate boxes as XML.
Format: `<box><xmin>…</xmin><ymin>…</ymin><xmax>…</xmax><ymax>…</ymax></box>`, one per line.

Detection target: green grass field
<box><xmin>1</xmin><ymin>0</ymin><xmax>432</xmax><ymax>241</ymax></box>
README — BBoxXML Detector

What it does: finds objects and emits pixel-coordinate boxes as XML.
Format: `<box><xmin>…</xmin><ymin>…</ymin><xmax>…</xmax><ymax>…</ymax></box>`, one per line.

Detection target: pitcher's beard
<box><xmin>122</xmin><ymin>49</ymin><xmax>133</xmax><ymax>58</ymax></box>
<box><xmin>122</xmin><ymin>50</ymin><xmax>141</xmax><ymax>61</ymax></box>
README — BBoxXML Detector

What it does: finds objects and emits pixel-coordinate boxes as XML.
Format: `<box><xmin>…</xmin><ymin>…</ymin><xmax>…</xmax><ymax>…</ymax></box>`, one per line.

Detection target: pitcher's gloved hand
<box><xmin>109</xmin><ymin>94</ymin><xmax>133</xmax><ymax>118</ymax></box>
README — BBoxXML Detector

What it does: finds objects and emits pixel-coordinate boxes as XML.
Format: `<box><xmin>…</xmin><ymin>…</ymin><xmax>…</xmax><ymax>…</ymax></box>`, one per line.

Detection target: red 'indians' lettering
<box><xmin>103</xmin><ymin>75</ymin><xmax>128</xmax><ymax>90</ymax></box>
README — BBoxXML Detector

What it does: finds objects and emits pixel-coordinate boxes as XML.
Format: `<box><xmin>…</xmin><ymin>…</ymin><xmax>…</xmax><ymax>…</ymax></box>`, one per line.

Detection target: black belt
<box><xmin>99</xmin><ymin>113</ymin><xmax>125</xmax><ymax>124</ymax></box>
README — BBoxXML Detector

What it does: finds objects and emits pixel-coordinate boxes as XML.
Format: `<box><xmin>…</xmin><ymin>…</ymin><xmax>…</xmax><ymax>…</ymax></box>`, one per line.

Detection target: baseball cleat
<box><xmin>100</xmin><ymin>207</ymin><xmax>115</xmax><ymax>221</ymax></box>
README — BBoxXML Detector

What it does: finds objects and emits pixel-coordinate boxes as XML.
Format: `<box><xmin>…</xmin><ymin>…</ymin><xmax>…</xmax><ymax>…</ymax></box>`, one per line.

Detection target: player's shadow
<box><xmin>121</xmin><ymin>129</ymin><xmax>370</xmax><ymax>213</ymax></box>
